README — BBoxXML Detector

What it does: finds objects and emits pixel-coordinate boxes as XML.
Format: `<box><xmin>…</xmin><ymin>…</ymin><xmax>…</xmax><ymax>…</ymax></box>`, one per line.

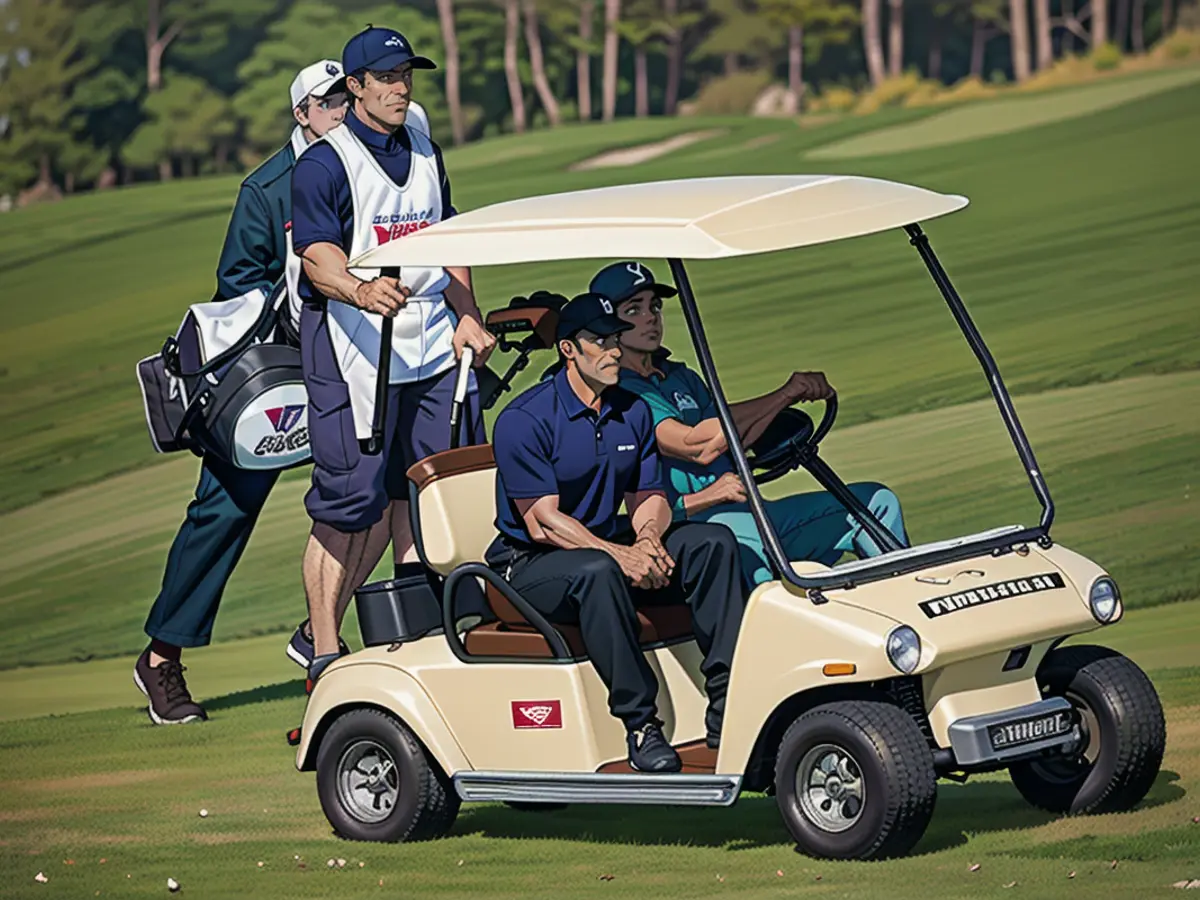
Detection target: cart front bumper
<box><xmin>947</xmin><ymin>696</ymin><xmax>1081</xmax><ymax>766</ymax></box>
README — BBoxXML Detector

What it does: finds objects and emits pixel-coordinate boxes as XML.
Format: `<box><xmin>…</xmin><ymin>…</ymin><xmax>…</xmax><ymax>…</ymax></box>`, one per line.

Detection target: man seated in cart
<box><xmin>593</xmin><ymin>260</ymin><xmax>909</xmax><ymax>589</ymax></box>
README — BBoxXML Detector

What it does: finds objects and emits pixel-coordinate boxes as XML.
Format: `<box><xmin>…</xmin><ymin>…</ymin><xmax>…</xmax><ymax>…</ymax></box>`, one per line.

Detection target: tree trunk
<box><xmin>788</xmin><ymin>25</ymin><xmax>804</xmax><ymax>98</ymax></box>
<box><xmin>971</xmin><ymin>20</ymin><xmax>989</xmax><ymax>77</ymax></box>
<box><xmin>504</xmin><ymin>0</ymin><xmax>527</xmax><ymax>132</ymax></box>
<box><xmin>1131</xmin><ymin>0</ymin><xmax>1144</xmax><ymax>50</ymax></box>
<box><xmin>887</xmin><ymin>0</ymin><xmax>903</xmax><ymax>76</ymax></box>
<box><xmin>523</xmin><ymin>0</ymin><xmax>561</xmax><ymax>125</ymax></box>
<box><xmin>158</xmin><ymin>158</ymin><xmax>172</xmax><ymax>181</ymax></box>
<box><xmin>724</xmin><ymin>52</ymin><xmax>737</xmax><ymax>75</ymax></box>
<box><xmin>1162</xmin><ymin>0</ymin><xmax>1173</xmax><ymax>33</ymax></box>
<box><xmin>663</xmin><ymin>0</ymin><xmax>681</xmax><ymax>114</ymax></box>
<box><xmin>65</xmin><ymin>172</ymin><xmax>75</xmax><ymax>194</ymax></box>
<box><xmin>1034</xmin><ymin>0</ymin><xmax>1053</xmax><ymax>69</ymax></box>
<box><xmin>863</xmin><ymin>0</ymin><xmax>886</xmax><ymax>84</ymax></box>
<box><xmin>37</xmin><ymin>154</ymin><xmax>52</xmax><ymax>189</ymax></box>
<box><xmin>145</xmin><ymin>0</ymin><xmax>182</xmax><ymax>92</ymax></box>
<box><xmin>928</xmin><ymin>17</ymin><xmax>943</xmax><ymax>80</ymax></box>
<box><xmin>602</xmin><ymin>0</ymin><xmax>620</xmax><ymax>121</ymax></box>
<box><xmin>1092</xmin><ymin>0</ymin><xmax>1108</xmax><ymax>45</ymax></box>
<box><xmin>1009</xmin><ymin>0</ymin><xmax>1032</xmax><ymax>80</ymax></box>
<box><xmin>578</xmin><ymin>0</ymin><xmax>593</xmax><ymax>120</ymax></box>
<box><xmin>436</xmin><ymin>0</ymin><xmax>466</xmax><ymax>144</ymax></box>
<box><xmin>1062</xmin><ymin>0</ymin><xmax>1075</xmax><ymax>52</ymax></box>
<box><xmin>215</xmin><ymin>141</ymin><xmax>229</xmax><ymax>170</ymax></box>
<box><xmin>1115</xmin><ymin>0</ymin><xmax>1129</xmax><ymax>47</ymax></box>
<box><xmin>634</xmin><ymin>47</ymin><xmax>648</xmax><ymax>116</ymax></box>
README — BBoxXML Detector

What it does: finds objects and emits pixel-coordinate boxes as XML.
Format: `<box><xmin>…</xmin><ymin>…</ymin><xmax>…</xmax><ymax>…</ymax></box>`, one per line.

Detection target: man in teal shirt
<box><xmin>590</xmin><ymin>261</ymin><xmax>908</xmax><ymax>589</ymax></box>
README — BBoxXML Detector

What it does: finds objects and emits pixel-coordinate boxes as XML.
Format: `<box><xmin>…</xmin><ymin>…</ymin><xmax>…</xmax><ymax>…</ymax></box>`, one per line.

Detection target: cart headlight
<box><xmin>1089</xmin><ymin>577</ymin><xmax>1121</xmax><ymax>623</ymax></box>
<box><xmin>886</xmin><ymin>626</ymin><xmax>922</xmax><ymax>674</ymax></box>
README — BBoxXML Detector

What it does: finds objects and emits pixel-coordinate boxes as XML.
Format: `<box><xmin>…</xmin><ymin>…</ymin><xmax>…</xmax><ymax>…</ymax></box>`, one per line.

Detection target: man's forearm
<box><xmin>527</xmin><ymin>505</ymin><xmax>622</xmax><ymax>555</ymax></box>
<box><xmin>629</xmin><ymin>491</ymin><xmax>671</xmax><ymax>541</ymax></box>
<box><xmin>680</xmin><ymin>483</ymin><xmax>728</xmax><ymax>517</ymax></box>
<box><xmin>444</xmin><ymin>266</ymin><xmax>481</xmax><ymax>320</ymax></box>
<box><xmin>300</xmin><ymin>242</ymin><xmax>364</xmax><ymax>305</ymax></box>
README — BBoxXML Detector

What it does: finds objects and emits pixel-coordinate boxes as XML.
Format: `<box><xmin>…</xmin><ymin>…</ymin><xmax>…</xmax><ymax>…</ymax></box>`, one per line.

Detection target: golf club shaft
<box><xmin>449</xmin><ymin>346</ymin><xmax>474</xmax><ymax>450</ymax></box>
<box><xmin>366</xmin><ymin>267</ymin><xmax>400</xmax><ymax>455</ymax></box>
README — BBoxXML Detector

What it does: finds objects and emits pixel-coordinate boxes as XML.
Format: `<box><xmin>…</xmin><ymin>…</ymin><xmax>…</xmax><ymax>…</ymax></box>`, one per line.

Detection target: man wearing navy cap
<box><xmin>486</xmin><ymin>292</ymin><xmax>746</xmax><ymax>773</ymax></box>
<box><xmin>596</xmin><ymin>260</ymin><xmax>908</xmax><ymax>589</ymax></box>
<box><xmin>291</xmin><ymin>26</ymin><xmax>496</xmax><ymax>686</ymax></box>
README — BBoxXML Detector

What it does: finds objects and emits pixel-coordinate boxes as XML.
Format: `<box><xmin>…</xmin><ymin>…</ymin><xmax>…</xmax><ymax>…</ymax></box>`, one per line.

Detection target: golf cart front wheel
<box><xmin>774</xmin><ymin>700</ymin><xmax>937</xmax><ymax>860</ymax></box>
<box><xmin>1009</xmin><ymin>644</ymin><xmax>1165</xmax><ymax>815</ymax></box>
<box><xmin>315</xmin><ymin>708</ymin><xmax>460</xmax><ymax>842</ymax></box>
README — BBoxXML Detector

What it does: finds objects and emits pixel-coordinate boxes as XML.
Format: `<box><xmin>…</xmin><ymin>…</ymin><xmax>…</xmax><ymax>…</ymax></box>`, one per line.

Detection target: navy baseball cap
<box><xmin>341</xmin><ymin>26</ymin><xmax>437</xmax><ymax>80</ymax></box>
<box><xmin>556</xmin><ymin>292</ymin><xmax>635</xmax><ymax>342</ymax></box>
<box><xmin>589</xmin><ymin>261</ymin><xmax>678</xmax><ymax>307</ymax></box>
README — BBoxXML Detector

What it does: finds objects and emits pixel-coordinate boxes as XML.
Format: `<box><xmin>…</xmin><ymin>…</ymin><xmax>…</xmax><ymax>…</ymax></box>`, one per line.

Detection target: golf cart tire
<box><xmin>774</xmin><ymin>700</ymin><xmax>937</xmax><ymax>861</ymax></box>
<box><xmin>315</xmin><ymin>707</ymin><xmax>460</xmax><ymax>843</ymax></box>
<box><xmin>1008</xmin><ymin>644</ymin><xmax>1165</xmax><ymax>815</ymax></box>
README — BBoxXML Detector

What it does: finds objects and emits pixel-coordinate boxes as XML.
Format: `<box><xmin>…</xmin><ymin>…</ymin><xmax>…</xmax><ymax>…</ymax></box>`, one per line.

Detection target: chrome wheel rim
<box><xmin>796</xmin><ymin>743</ymin><xmax>866</xmax><ymax>833</ymax></box>
<box><xmin>337</xmin><ymin>739</ymin><xmax>400</xmax><ymax>823</ymax></box>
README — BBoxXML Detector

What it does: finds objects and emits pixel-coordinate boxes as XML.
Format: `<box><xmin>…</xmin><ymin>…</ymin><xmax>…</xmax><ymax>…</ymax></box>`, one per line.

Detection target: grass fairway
<box><xmin>805</xmin><ymin>67</ymin><xmax>1200</xmax><ymax>158</ymax></box>
<box><xmin>0</xmin><ymin>603</ymin><xmax>1196</xmax><ymax>900</ymax></box>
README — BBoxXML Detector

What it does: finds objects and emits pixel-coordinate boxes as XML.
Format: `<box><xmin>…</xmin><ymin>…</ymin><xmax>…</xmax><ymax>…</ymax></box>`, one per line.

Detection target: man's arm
<box><xmin>299</xmin><ymin>242</ymin><xmax>409</xmax><ymax>315</ymax></box>
<box><xmin>213</xmin><ymin>184</ymin><xmax>278</xmax><ymax>300</ymax></box>
<box><xmin>655</xmin><ymin>372</ymin><xmax>834</xmax><ymax>465</ymax></box>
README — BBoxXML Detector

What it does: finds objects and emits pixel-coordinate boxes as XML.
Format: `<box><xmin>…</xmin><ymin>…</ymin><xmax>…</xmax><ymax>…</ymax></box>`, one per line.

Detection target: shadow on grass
<box><xmin>203</xmin><ymin>679</ymin><xmax>306</xmax><ymax>712</ymax></box>
<box><xmin>452</xmin><ymin>769</ymin><xmax>1188</xmax><ymax>852</ymax></box>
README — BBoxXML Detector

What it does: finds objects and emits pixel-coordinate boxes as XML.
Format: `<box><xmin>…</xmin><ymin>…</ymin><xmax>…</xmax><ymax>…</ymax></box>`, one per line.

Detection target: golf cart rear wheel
<box><xmin>315</xmin><ymin>708</ymin><xmax>460</xmax><ymax>843</ymax></box>
<box><xmin>774</xmin><ymin>700</ymin><xmax>937</xmax><ymax>860</ymax></box>
<box><xmin>1009</xmin><ymin>644</ymin><xmax>1165</xmax><ymax>815</ymax></box>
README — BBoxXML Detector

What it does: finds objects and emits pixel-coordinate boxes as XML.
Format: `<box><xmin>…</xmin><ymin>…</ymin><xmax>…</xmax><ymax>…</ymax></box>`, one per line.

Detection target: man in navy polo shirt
<box><xmin>486</xmin><ymin>292</ymin><xmax>746</xmax><ymax>774</ymax></box>
<box><xmin>291</xmin><ymin>25</ymin><xmax>496</xmax><ymax>686</ymax></box>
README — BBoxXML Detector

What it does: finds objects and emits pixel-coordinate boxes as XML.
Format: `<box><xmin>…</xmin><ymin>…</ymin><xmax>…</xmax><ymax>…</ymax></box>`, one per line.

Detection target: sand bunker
<box><xmin>806</xmin><ymin>68</ymin><xmax>1200</xmax><ymax>160</ymax></box>
<box><xmin>570</xmin><ymin>129</ymin><xmax>727</xmax><ymax>170</ymax></box>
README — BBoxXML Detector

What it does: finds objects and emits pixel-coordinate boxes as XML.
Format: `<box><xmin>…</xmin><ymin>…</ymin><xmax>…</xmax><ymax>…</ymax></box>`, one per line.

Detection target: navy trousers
<box><xmin>144</xmin><ymin>454</ymin><xmax>278</xmax><ymax>648</ymax></box>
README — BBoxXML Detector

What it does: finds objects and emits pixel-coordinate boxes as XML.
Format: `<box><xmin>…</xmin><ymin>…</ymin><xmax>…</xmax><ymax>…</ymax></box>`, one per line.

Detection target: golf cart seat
<box><xmin>406</xmin><ymin>445</ymin><xmax>696</xmax><ymax>660</ymax></box>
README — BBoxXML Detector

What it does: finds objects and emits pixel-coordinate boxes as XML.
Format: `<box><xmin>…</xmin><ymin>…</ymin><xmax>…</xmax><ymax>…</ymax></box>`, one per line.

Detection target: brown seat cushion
<box><xmin>462</xmin><ymin>605</ymin><xmax>695</xmax><ymax>659</ymax></box>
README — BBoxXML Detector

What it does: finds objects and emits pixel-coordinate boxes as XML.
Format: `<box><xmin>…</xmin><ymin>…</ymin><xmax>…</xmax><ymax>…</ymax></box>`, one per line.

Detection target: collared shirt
<box><xmin>618</xmin><ymin>352</ymin><xmax>735</xmax><ymax>518</ymax></box>
<box><xmin>290</xmin><ymin>108</ymin><xmax>457</xmax><ymax>303</ymax></box>
<box><xmin>493</xmin><ymin>368</ymin><xmax>665</xmax><ymax>543</ymax></box>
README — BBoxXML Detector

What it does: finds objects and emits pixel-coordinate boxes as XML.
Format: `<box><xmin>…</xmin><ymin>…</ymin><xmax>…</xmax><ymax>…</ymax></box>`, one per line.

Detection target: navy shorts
<box><xmin>300</xmin><ymin>304</ymin><xmax>485</xmax><ymax>532</ymax></box>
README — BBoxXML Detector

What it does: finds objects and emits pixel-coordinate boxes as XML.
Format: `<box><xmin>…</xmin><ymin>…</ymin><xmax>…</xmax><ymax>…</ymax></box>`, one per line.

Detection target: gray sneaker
<box><xmin>134</xmin><ymin>647</ymin><xmax>207</xmax><ymax>725</ymax></box>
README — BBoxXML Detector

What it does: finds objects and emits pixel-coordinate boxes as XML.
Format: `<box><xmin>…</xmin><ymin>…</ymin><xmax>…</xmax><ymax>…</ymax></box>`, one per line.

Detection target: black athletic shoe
<box><xmin>627</xmin><ymin>720</ymin><xmax>682</xmax><ymax>773</ymax></box>
<box><xmin>133</xmin><ymin>648</ymin><xmax>207</xmax><ymax>725</ymax></box>
<box><xmin>305</xmin><ymin>652</ymin><xmax>342</xmax><ymax>695</ymax></box>
<box><xmin>286</xmin><ymin>620</ymin><xmax>349</xmax><ymax>669</ymax></box>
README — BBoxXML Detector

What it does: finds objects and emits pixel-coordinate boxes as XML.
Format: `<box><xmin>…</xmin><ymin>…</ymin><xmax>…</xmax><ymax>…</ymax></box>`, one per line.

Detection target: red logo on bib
<box><xmin>373</xmin><ymin>220</ymin><xmax>432</xmax><ymax>245</ymax></box>
<box><xmin>511</xmin><ymin>700</ymin><xmax>562</xmax><ymax>729</ymax></box>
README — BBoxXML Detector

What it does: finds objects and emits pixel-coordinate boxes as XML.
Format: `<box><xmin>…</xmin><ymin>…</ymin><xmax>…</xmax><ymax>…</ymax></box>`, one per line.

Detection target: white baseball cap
<box><xmin>289</xmin><ymin>59</ymin><xmax>345</xmax><ymax>108</ymax></box>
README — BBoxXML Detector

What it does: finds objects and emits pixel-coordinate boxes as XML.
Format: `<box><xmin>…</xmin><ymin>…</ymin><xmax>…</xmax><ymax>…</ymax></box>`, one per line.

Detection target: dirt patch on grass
<box><xmin>569</xmin><ymin>129</ymin><xmax>726</xmax><ymax>170</ymax></box>
<box><xmin>21</xmin><ymin>769</ymin><xmax>166</xmax><ymax>792</ymax></box>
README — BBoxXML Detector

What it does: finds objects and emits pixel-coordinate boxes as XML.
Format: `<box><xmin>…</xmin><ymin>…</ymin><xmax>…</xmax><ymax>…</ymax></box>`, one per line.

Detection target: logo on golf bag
<box><xmin>918</xmin><ymin>572</ymin><xmax>1066</xmax><ymax>619</ymax></box>
<box><xmin>254</xmin><ymin>403</ymin><xmax>309</xmax><ymax>457</ymax></box>
<box><xmin>511</xmin><ymin>700</ymin><xmax>563</xmax><ymax>729</ymax></box>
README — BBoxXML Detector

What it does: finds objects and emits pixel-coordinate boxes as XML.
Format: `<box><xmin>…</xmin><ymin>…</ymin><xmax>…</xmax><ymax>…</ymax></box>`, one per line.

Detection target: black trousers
<box><xmin>486</xmin><ymin>522</ymin><xmax>747</xmax><ymax>734</ymax></box>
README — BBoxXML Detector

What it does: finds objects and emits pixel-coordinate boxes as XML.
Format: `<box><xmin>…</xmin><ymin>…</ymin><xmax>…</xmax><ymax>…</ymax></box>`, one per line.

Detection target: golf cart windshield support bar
<box><xmin>904</xmin><ymin>224</ymin><xmax>1055</xmax><ymax>534</ymax></box>
<box><xmin>800</xmin><ymin>451</ymin><xmax>906</xmax><ymax>554</ymax></box>
<box><xmin>668</xmin><ymin>258</ymin><xmax>807</xmax><ymax>590</ymax></box>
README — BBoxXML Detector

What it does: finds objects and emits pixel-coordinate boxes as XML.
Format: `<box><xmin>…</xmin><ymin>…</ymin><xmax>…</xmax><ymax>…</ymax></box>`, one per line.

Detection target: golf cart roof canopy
<box><xmin>350</xmin><ymin>175</ymin><xmax>969</xmax><ymax>268</ymax></box>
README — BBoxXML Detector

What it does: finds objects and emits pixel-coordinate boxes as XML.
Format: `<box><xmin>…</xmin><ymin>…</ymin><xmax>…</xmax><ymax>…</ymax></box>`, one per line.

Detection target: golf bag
<box><xmin>136</xmin><ymin>280</ymin><xmax>311</xmax><ymax>471</ymax></box>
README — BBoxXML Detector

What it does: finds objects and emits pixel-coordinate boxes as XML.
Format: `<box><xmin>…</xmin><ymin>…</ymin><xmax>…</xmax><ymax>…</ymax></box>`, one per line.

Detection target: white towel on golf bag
<box><xmin>184</xmin><ymin>286</ymin><xmax>270</xmax><ymax>365</ymax></box>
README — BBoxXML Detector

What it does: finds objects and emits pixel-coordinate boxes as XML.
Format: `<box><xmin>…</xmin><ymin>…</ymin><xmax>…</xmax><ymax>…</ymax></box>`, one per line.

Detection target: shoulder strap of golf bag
<box><xmin>165</xmin><ymin>280</ymin><xmax>291</xmax><ymax>444</ymax></box>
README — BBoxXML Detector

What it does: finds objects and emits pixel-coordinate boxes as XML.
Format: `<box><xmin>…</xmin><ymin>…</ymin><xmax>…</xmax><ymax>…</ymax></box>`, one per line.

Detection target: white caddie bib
<box><xmin>283</xmin><ymin>125</ymin><xmax>309</xmax><ymax>330</ymax></box>
<box><xmin>316</xmin><ymin>121</ymin><xmax>456</xmax><ymax>438</ymax></box>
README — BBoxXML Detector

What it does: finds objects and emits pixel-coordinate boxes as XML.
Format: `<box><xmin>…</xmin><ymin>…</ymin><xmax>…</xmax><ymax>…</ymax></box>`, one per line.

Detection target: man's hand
<box><xmin>351</xmin><ymin>276</ymin><xmax>410</xmax><ymax>316</ymax></box>
<box><xmin>635</xmin><ymin>531</ymin><xmax>675</xmax><ymax>582</ymax></box>
<box><xmin>783</xmin><ymin>371</ymin><xmax>835</xmax><ymax>403</ymax></box>
<box><xmin>452</xmin><ymin>314</ymin><xmax>497</xmax><ymax>367</ymax></box>
<box><xmin>710</xmin><ymin>471</ymin><xmax>748</xmax><ymax>506</ymax></box>
<box><xmin>610</xmin><ymin>543</ymin><xmax>669</xmax><ymax>590</ymax></box>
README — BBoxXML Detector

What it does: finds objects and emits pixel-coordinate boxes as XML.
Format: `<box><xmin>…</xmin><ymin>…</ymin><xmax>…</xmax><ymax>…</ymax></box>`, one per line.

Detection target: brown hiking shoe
<box><xmin>134</xmin><ymin>647</ymin><xmax>207</xmax><ymax>725</ymax></box>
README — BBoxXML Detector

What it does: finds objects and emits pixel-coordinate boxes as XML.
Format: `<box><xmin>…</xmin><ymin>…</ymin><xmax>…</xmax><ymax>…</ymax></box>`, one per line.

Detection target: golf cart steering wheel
<box><xmin>744</xmin><ymin>395</ymin><xmax>838</xmax><ymax>486</ymax></box>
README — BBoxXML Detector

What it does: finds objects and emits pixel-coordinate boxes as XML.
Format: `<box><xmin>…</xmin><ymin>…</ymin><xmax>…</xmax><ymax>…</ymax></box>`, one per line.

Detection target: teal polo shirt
<box><xmin>618</xmin><ymin>352</ymin><xmax>734</xmax><ymax>518</ymax></box>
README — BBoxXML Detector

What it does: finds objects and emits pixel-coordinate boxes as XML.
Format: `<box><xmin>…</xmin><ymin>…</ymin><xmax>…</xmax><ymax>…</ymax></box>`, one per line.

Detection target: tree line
<box><xmin>0</xmin><ymin>0</ymin><xmax>1190</xmax><ymax>200</ymax></box>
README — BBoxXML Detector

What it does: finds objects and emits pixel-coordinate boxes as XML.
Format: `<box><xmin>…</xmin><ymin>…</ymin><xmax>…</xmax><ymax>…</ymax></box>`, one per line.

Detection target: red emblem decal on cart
<box><xmin>511</xmin><ymin>700</ymin><xmax>562</xmax><ymax>729</ymax></box>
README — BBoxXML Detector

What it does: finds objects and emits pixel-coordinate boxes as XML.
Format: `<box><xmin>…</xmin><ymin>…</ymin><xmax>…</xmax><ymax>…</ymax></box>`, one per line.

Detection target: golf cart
<box><xmin>291</xmin><ymin>175</ymin><xmax>1166</xmax><ymax>861</ymax></box>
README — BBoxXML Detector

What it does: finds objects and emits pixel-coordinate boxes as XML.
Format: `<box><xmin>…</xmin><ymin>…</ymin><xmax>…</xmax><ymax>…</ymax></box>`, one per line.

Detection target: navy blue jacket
<box><xmin>212</xmin><ymin>135</ymin><xmax>298</xmax><ymax>301</ymax></box>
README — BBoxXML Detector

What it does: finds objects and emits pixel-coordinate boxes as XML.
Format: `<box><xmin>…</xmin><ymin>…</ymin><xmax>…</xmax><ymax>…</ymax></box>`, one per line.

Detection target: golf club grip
<box><xmin>448</xmin><ymin>347</ymin><xmax>474</xmax><ymax>450</ymax></box>
<box><xmin>365</xmin><ymin>267</ymin><xmax>400</xmax><ymax>455</ymax></box>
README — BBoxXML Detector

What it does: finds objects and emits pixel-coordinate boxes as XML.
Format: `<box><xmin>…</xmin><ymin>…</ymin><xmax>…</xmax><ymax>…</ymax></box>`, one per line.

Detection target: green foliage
<box><xmin>693</xmin><ymin>0</ymin><xmax>780</xmax><ymax>66</ymax></box>
<box><xmin>0</xmin><ymin>0</ymin><xmax>92</xmax><ymax>188</ymax></box>
<box><xmin>690</xmin><ymin>69</ymin><xmax>774</xmax><ymax>112</ymax></box>
<box><xmin>1090</xmin><ymin>41</ymin><xmax>1123</xmax><ymax>70</ymax></box>
<box><xmin>122</xmin><ymin>74</ymin><xmax>236</xmax><ymax>175</ymax></box>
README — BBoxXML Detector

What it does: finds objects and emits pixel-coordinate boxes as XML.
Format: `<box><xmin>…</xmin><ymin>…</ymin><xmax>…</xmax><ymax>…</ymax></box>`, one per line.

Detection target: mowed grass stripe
<box><xmin>0</xmin><ymin>371</ymin><xmax>1195</xmax><ymax>671</ymax></box>
<box><xmin>1</xmin><ymin>77</ymin><xmax>1198</xmax><ymax>512</ymax></box>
